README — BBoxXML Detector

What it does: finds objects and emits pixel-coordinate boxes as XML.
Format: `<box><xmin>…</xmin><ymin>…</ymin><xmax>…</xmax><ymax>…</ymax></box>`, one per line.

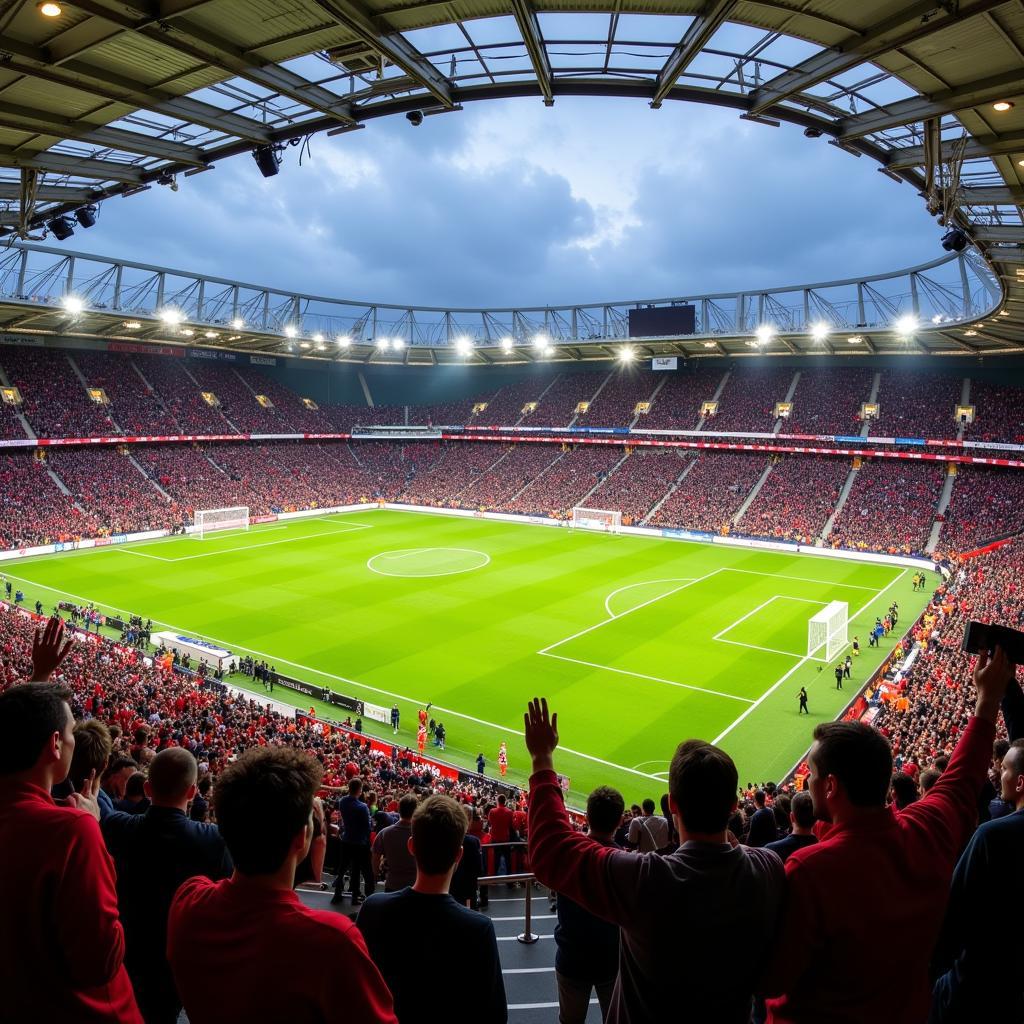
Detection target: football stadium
<box><xmin>0</xmin><ymin>1</ymin><xmax>1023</xmax><ymax>1023</ymax></box>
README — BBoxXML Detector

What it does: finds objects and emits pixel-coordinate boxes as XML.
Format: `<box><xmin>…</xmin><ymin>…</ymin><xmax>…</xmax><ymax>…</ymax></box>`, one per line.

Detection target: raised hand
<box><xmin>31</xmin><ymin>616</ymin><xmax>73</xmax><ymax>682</ymax></box>
<box><xmin>67</xmin><ymin>770</ymin><xmax>102</xmax><ymax>821</ymax></box>
<box><xmin>524</xmin><ymin>697</ymin><xmax>559</xmax><ymax>772</ymax></box>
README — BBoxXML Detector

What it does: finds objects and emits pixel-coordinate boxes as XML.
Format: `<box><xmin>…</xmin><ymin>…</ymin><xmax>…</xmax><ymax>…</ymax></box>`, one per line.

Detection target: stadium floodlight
<box><xmin>455</xmin><ymin>336</ymin><xmax>473</xmax><ymax>356</ymax></box>
<box><xmin>810</xmin><ymin>323</ymin><xmax>830</xmax><ymax>343</ymax></box>
<box><xmin>283</xmin><ymin>324</ymin><xmax>298</xmax><ymax>338</ymax></box>
<box><xmin>894</xmin><ymin>314</ymin><xmax>919</xmax><ymax>336</ymax></box>
<box><xmin>543</xmin><ymin>344</ymin><xmax>555</xmax><ymax>357</ymax></box>
<box><xmin>230</xmin><ymin>317</ymin><xmax>244</xmax><ymax>330</ymax></box>
<box><xmin>159</xmin><ymin>308</ymin><xmax>183</xmax><ymax>326</ymax></box>
<box><xmin>392</xmin><ymin>337</ymin><xmax>406</xmax><ymax>350</ymax></box>
<box><xmin>618</xmin><ymin>346</ymin><xmax>635</xmax><ymax>362</ymax></box>
<box><xmin>61</xmin><ymin>295</ymin><xmax>84</xmax><ymax>316</ymax></box>
<box><xmin>123</xmin><ymin>320</ymin><xmax>142</xmax><ymax>330</ymax></box>
<box><xmin>755</xmin><ymin>324</ymin><xmax>775</xmax><ymax>346</ymax></box>
<box><xmin>38</xmin><ymin>1</ymin><xmax>63</xmax><ymax>15</ymax></box>
<box><xmin>336</xmin><ymin>335</ymin><xmax>351</xmax><ymax>347</ymax></box>
<box><xmin>931</xmin><ymin>314</ymin><xmax>943</xmax><ymax>324</ymax></box>
<box><xmin>500</xmin><ymin>337</ymin><xmax>514</xmax><ymax>352</ymax></box>
<box><xmin>180</xmin><ymin>329</ymin><xmax>194</xmax><ymax>337</ymax></box>
<box><xmin>75</xmin><ymin>205</ymin><xmax>97</xmax><ymax>229</ymax></box>
<box><xmin>847</xmin><ymin>335</ymin><xmax>864</xmax><ymax>344</ymax></box>
<box><xmin>312</xmin><ymin>332</ymin><xmax>324</xmax><ymax>343</ymax></box>
<box><xmin>703</xmin><ymin>341</ymin><xmax>716</xmax><ymax>348</ymax></box>
<box><xmin>376</xmin><ymin>337</ymin><xmax>390</xmax><ymax>351</ymax></box>
<box><xmin>47</xmin><ymin>215</ymin><xmax>75</xmax><ymax>240</ymax></box>
<box><xmin>204</xmin><ymin>331</ymin><xmax>217</xmax><ymax>339</ymax></box>
<box><xmin>533</xmin><ymin>333</ymin><xmax>548</xmax><ymax>349</ymax></box>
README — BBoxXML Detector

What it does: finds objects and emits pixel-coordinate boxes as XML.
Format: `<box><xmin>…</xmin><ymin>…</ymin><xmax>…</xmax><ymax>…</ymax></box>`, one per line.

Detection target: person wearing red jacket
<box><xmin>0</xmin><ymin>617</ymin><xmax>142</xmax><ymax>1023</ymax></box>
<box><xmin>761</xmin><ymin>646</ymin><xmax>1012</xmax><ymax>1023</ymax></box>
<box><xmin>168</xmin><ymin>745</ymin><xmax>397</xmax><ymax>1024</ymax></box>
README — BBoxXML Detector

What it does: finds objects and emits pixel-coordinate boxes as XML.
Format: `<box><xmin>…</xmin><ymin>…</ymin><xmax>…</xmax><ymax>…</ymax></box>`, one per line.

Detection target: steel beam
<box><xmin>311</xmin><ymin>0</ymin><xmax>453</xmax><ymax>108</ymax></box>
<box><xmin>747</xmin><ymin>0</ymin><xmax>1011</xmax><ymax>117</ymax></box>
<box><xmin>510</xmin><ymin>0</ymin><xmax>553</xmax><ymax>106</ymax></box>
<box><xmin>886</xmin><ymin>129</ymin><xmax>1024</xmax><ymax>169</ymax></box>
<box><xmin>651</xmin><ymin>0</ymin><xmax>738</xmax><ymax>109</ymax></box>
<box><xmin>837</xmin><ymin>68</ymin><xmax>1024</xmax><ymax>140</ymax></box>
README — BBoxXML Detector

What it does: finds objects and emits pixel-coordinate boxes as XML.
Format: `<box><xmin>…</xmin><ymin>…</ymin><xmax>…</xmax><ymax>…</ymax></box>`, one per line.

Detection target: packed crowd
<box><xmin>236</xmin><ymin>368</ymin><xmax>334</xmax><ymax>433</ymax></box>
<box><xmin>874</xmin><ymin>369</ymin><xmax>963</xmax><ymax>440</ymax></box>
<box><xmin>132</xmin><ymin>355</ymin><xmax>236</xmax><ymax>436</ymax></box>
<box><xmin>585</xmin><ymin>448</ymin><xmax>694</xmax><ymax>525</ymax></box>
<box><xmin>827</xmin><ymin>459</ymin><xmax>945</xmax><ymax>555</ymax></box>
<box><xmin>703</xmin><ymin>366</ymin><xmax>796</xmax><ymax>433</ymax></box>
<box><xmin>502</xmin><ymin>445</ymin><xmax>621</xmax><ymax>519</ymax></box>
<box><xmin>0</xmin><ymin>453</ymin><xmax>100</xmax><ymax>547</ymax></box>
<box><xmin>4</xmin><ymin>345</ymin><xmax>117</xmax><ymax>438</ymax></box>
<box><xmin>738</xmin><ymin>456</ymin><xmax>849</xmax><ymax>543</ymax></box>
<box><xmin>75</xmin><ymin>351</ymin><xmax>180</xmax><ymax>436</ymax></box>
<box><xmin>458</xmin><ymin>443</ymin><xmax>563</xmax><ymax>509</ymax></box>
<box><xmin>650</xmin><ymin>451</ymin><xmax>768</xmax><ymax>534</ymax></box>
<box><xmin>186</xmin><ymin>364</ymin><xmax>285</xmax><ymax>434</ymax></box>
<box><xmin>939</xmin><ymin>466</ymin><xmax>1024</xmax><ymax>554</ymax></box>
<box><xmin>583</xmin><ymin>372</ymin><xmax>657</xmax><ymax>428</ymax></box>
<box><xmin>47</xmin><ymin>449</ymin><xmax>173</xmax><ymax>536</ymax></box>
<box><xmin>964</xmin><ymin>379</ymin><xmax>1024</xmax><ymax>445</ymax></box>
<box><xmin>786</xmin><ymin>367</ymin><xmax>874</xmax><ymax>436</ymax></box>
<box><xmin>640</xmin><ymin>367</ymin><xmax>723</xmax><ymax>431</ymax></box>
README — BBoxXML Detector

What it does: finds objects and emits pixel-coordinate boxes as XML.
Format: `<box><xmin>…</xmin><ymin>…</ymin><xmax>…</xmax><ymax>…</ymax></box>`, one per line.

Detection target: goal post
<box><xmin>808</xmin><ymin>601</ymin><xmax>849</xmax><ymax>662</ymax></box>
<box><xmin>571</xmin><ymin>507</ymin><xmax>623</xmax><ymax>533</ymax></box>
<box><xmin>192</xmin><ymin>506</ymin><xmax>250</xmax><ymax>539</ymax></box>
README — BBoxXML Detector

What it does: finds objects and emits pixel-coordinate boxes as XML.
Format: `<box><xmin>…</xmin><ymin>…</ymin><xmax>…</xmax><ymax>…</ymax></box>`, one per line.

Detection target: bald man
<box><xmin>931</xmin><ymin>738</ymin><xmax>1024</xmax><ymax>1023</ymax></box>
<box><xmin>103</xmin><ymin>748</ymin><xmax>232</xmax><ymax>1024</ymax></box>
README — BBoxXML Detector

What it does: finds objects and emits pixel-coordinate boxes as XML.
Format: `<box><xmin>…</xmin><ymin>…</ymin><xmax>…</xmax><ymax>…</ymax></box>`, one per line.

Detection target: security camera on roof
<box><xmin>406</xmin><ymin>110</ymin><xmax>424</xmax><ymax>127</ymax></box>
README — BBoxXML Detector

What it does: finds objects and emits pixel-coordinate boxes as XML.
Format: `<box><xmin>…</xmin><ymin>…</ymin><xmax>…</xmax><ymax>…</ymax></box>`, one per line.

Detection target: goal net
<box><xmin>571</xmin><ymin>507</ymin><xmax>622</xmax><ymax>533</ymax></box>
<box><xmin>192</xmin><ymin>506</ymin><xmax>250</xmax><ymax>539</ymax></box>
<box><xmin>808</xmin><ymin>601</ymin><xmax>849</xmax><ymax>662</ymax></box>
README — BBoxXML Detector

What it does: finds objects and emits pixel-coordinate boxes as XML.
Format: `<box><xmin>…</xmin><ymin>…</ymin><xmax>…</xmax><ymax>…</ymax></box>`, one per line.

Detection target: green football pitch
<box><xmin>3</xmin><ymin>510</ymin><xmax>930</xmax><ymax>804</ymax></box>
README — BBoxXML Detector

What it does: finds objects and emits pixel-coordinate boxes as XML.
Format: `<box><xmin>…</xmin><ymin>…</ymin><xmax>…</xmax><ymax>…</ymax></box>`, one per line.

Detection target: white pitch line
<box><xmin>712</xmin><ymin>596</ymin><xmax>784</xmax><ymax>642</ymax></box>
<box><xmin>541</xmin><ymin>651</ymin><xmax>755</xmax><ymax>704</ymax></box>
<box><xmin>715</xmin><ymin>638</ymin><xmax>808</xmax><ymax>659</ymax></box>
<box><xmin>139</xmin><ymin>524</ymin><xmax>372</xmax><ymax>563</ymax></box>
<box><xmin>712</xmin><ymin>594</ymin><xmax>827</xmax><ymax>643</ymax></box>
<box><xmin>603</xmin><ymin>578</ymin><xmax>696</xmax><ymax>619</ymax></box>
<box><xmin>0</xmin><ymin>571</ymin><xmax>666</xmax><ymax>785</ymax></box>
<box><xmin>723</xmin><ymin>567</ymin><xmax>891</xmax><ymax>591</ymax></box>
<box><xmin>712</xmin><ymin>568</ymin><xmax>909</xmax><ymax>745</ymax></box>
<box><xmin>539</xmin><ymin>568</ymin><xmax>724</xmax><ymax>655</ymax></box>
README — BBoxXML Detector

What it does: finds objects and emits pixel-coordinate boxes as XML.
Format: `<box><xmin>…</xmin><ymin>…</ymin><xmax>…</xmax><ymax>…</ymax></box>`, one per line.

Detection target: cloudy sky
<box><xmin>80</xmin><ymin>95</ymin><xmax>940</xmax><ymax>310</ymax></box>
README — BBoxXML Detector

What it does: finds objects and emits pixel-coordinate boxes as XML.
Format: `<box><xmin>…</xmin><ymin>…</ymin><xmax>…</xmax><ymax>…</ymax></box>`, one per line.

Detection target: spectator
<box><xmin>487</xmin><ymin>792</ymin><xmax>515</xmax><ymax>875</ymax></box>
<box><xmin>890</xmin><ymin>771</ymin><xmax>920</xmax><ymax>811</ymax></box>
<box><xmin>103</xmin><ymin>747</ymin><xmax>232</xmax><ymax>1024</ymax></box>
<box><xmin>761</xmin><ymin>647</ymin><xmax>1010</xmax><ymax>1023</ymax></box>
<box><xmin>524</xmin><ymin>698</ymin><xmax>784</xmax><ymax>1022</ymax></box>
<box><xmin>554</xmin><ymin>785</ymin><xmax>624</xmax><ymax>1023</ymax></box>
<box><xmin>626</xmin><ymin>796</ymin><xmax>670</xmax><ymax>852</ymax></box>
<box><xmin>0</xmin><ymin>663</ymin><xmax>141</xmax><ymax>1021</ymax></box>
<box><xmin>113</xmin><ymin>770</ymin><xmax>150</xmax><ymax>815</ymax></box>
<box><xmin>372</xmin><ymin>791</ymin><xmax>418</xmax><ymax>892</ymax></box>
<box><xmin>930</xmin><ymin>738</ymin><xmax>1024</xmax><ymax>1022</ymax></box>
<box><xmin>745</xmin><ymin>789</ymin><xmax>778</xmax><ymax>848</ymax></box>
<box><xmin>102</xmin><ymin>755</ymin><xmax>139</xmax><ymax>809</ymax></box>
<box><xmin>358</xmin><ymin>794</ymin><xmax>507</xmax><ymax>1024</ymax></box>
<box><xmin>764</xmin><ymin>792</ymin><xmax>817</xmax><ymax>863</ymax></box>
<box><xmin>450</xmin><ymin>803</ymin><xmax>484</xmax><ymax>909</ymax></box>
<box><xmin>333</xmin><ymin>776</ymin><xmax>374</xmax><ymax>905</ymax></box>
<box><xmin>189</xmin><ymin>773</ymin><xmax>212</xmax><ymax>822</ymax></box>
<box><xmin>167</xmin><ymin>746</ymin><xmax>396</xmax><ymax>1024</ymax></box>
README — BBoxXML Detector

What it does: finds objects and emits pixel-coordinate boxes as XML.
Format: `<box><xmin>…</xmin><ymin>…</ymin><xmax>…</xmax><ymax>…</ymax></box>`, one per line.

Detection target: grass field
<box><xmin>3</xmin><ymin>509</ymin><xmax>931</xmax><ymax>804</ymax></box>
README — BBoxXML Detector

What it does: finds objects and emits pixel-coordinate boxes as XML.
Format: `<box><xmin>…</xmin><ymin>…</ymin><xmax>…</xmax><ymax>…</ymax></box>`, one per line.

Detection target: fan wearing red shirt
<box><xmin>168</xmin><ymin>746</ymin><xmax>397</xmax><ymax>1024</ymax></box>
<box><xmin>761</xmin><ymin>646</ymin><xmax>1012</xmax><ymax>1024</ymax></box>
<box><xmin>0</xmin><ymin>618</ymin><xmax>142</xmax><ymax>1024</ymax></box>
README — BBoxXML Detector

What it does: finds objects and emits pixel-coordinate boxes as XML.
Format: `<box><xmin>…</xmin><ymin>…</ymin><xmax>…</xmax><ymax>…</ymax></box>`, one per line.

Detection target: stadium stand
<box><xmin>939</xmin><ymin>466</ymin><xmax>1024</xmax><ymax>554</ymax></box>
<box><xmin>0</xmin><ymin>453</ymin><xmax>99</xmax><ymax>547</ymax></box>
<box><xmin>502</xmin><ymin>444</ymin><xmax>622</xmax><ymax>518</ymax></box>
<box><xmin>459</xmin><ymin>443</ymin><xmax>563</xmax><ymax>510</ymax></box>
<box><xmin>235</xmin><ymin>367</ymin><xmax>334</xmax><ymax>433</ymax></box>
<box><xmin>827</xmin><ymin>460</ymin><xmax>945</xmax><ymax>555</ymax></box>
<box><xmin>1</xmin><ymin>345</ymin><xmax>116</xmax><ymax>438</ymax></box>
<box><xmin>187</xmin><ymin>364</ymin><xmax>284</xmax><ymax>434</ymax></box>
<box><xmin>133</xmin><ymin>355</ymin><xmax>236</xmax><ymax>435</ymax></box>
<box><xmin>785</xmin><ymin>367</ymin><xmax>874</xmax><ymax>436</ymax></box>
<box><xmin>964</xmin><ymin>380</ymin><xmax>1024</xmax><ymax>444</ymax></box>
<box><xmin>650</xmin><ymin>451</ymin><xmax>768</xmax><ymax>534</ymax></box>
<box><xmin>873</xmin><ymin>370</ymin><xmax>963</xmax><ymax>440</ymax></box>
<box><xmin>585</xmin><ymin>448</ymin><xmax>693</xmax><ymax>525</ymax></box>
<box><xmin>74</xmin><ymin>350</ymin><xmax>179</xmax><ymax>435</ymax></box>
<box><xmin>642</xmin><ymin>368</ymin><xmax>726</xmax><ymax>430</ymax></box>
<box><xmin>738</xmin><ymin>455</ymin><xmax>849</xmax><ymax>543</ymax></box>
<box><xmin>703</xmin><ymin>366</ymin><xmax>795</xmax><ymax>433</ymax></box>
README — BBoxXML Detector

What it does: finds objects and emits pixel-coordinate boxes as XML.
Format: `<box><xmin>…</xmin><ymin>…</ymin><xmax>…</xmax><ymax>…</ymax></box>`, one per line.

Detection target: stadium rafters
<box><xmin>0</xmin><ymin>240</ymin><xmax>1007</xmax><ymax>361</ymax></box>
<box><xmin>0</xmin><ymin>0</ymin><xmax>1021</xmax><ymax>357</ymax></box>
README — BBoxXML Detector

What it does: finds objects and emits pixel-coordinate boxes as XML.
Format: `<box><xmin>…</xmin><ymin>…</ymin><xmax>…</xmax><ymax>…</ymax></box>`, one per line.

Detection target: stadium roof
<box><xmin>0</xmin><ymin>0</ymin><xmax>1022</xmax><ymax>361</ymax></box>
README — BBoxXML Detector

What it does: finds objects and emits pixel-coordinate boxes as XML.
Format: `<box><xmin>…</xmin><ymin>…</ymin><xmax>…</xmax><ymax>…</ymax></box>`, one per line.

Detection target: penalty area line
<box><xmin>0</xmin><ymin>572</ymin><xmax>664</xmax><ymax>785</ymax></box>
<box><xmin>711</xmin><ymin>568</ymin><xmax>908</xmax><ymax>746</ymax></box>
